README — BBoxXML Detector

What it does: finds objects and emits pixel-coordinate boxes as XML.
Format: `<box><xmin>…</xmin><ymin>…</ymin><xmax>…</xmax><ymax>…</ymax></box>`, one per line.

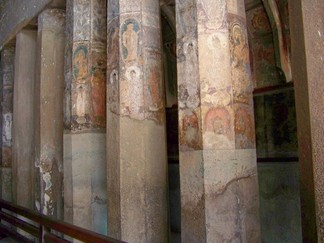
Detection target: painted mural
<box><xmin>246</xmin><ymin>2</ymin><xmax>301</xmax><ymax>242</ymax></box>
<box><xmin>121</xmin><ymin>19</ymin><xmax>140</xmax><ymax>63</ymax></box>
<box><xmin>65</xmin><ymin>0</ymin><xmax>107</xmax><ymax>132</ymax></box>
<box><xmin>246</xmin><ymin>4</ymin><xmax>284</xmax><ymax>88</ymax></box>
<box><xmin>254</xmin><ymin>89</ymin><xmax>297</xmax><ymax>158</ymax></box>
<box><xmin>71</xmin><ymin>43</ymin><xmax>91</xmax><ymax>129</ymax></box>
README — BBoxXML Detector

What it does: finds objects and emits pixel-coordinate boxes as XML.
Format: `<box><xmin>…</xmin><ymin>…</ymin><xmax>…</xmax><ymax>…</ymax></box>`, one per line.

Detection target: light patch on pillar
<box><xmin>37</xmin><ymin>144</ymin><xmax>59</xmax><ymax>216</ymax></box>
<box><xmin>43</xmin><ymin>192</ymin><xmax>53</xmax><ymax>215</ymax></box>
<box><xmin>2</xmin><ymin>113</ymin><xmax>12</xmax><ymax>147</ymax></box>
<box><xmin>35</xmin><ymin>200</ymin><xmax>40</xmax><ymax>211</ymax></box>
<box><xmin>42</xmin><ymin>172</ymin><xmax>54</xmax><ymax>216</ymax></box>
<box><xmin>107</xmin><ymin>69</ymin><xmax>119</xmax><ymax>114</ymax></box>
<box><xmin>43</xmin><ymin>172</ymin><xmax>52</xmax><ymax>191</ymax></box>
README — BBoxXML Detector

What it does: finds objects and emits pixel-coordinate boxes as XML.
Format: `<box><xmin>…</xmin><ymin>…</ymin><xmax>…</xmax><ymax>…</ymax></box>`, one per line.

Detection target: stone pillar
<box><xmin>64</xmin><ymin>0</ymin><xmax>107</xmax><ymax>234</ymax></box>
<box><xmin>106</xmin><ymin>0</ymin><xmax>168</xmax><ymax>242</ymax></box>
<box><xmin>34</xmin><ymin>9</ymin><xmax>65</xmax><ymax>218</ymax></box>
<box><xmin>0</xmin><ymin>43</ymin><xmax>15</xmax><ymax>201</ymax></box>
<box><xmin>289</xmin><ymin>0</ymin><xmax>324</xmax><ymax>241</ymax></box>
<box><xmin>12</xmin><ymin>30</ymin><xmax>37</xmax><ymax>209</ymax></box>
<box><xmin>176</xmin><ymin>0</ymin><xmax>260</xmax><ymax>241</ymax></box>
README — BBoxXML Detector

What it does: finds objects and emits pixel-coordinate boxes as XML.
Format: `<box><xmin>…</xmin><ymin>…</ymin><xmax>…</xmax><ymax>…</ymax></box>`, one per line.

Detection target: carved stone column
<box><xmin>34</xmin><ymin>9</ymin><xmax>65</xmax><ymax>218</ymax></box>
<box><xmin>106</xmin><ymin>0</ymin><xmax>168</xmax><ymax>242</ymax></box>
<box><xmin>176</xmin><ymin>0</ymin><xmax>261</xmax><ymax>241</ymax></box>
<box><xmin>12</xmin><ymin>30</ymin><xmax>37</xmax><ymax>209</ymax></box>
<box><xmin>64</xmin><ymin>0</ymin><xmax>107</xmax><ymax>234</ymax></box>
<box><xmin>0</xmin><ymin>43</ymin><xmax>15</xmax><ymax>201</ymax></box>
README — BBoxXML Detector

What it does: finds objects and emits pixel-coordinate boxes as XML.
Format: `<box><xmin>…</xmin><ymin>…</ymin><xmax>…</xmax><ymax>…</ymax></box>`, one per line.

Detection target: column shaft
<box><xmin>34</xmin><ymin>9</ymin><xmax>65</xmax><ymax>218</ymax></box>
<box><xmin>107</xmin><ymin>0</ymin><xmax>168</xmax><ymax>242</ymax></box>
<box><xmin>0</xmin><ymin>43</ymin><xmax>15</xmax><ymax>201</ymax></box>
<box><xmin>289</xmin><ymin>0</ymin><xmax>324</xmax><ymax>241</ymax></box>
<box><xmin>12</xmin><ymin>30</ymin><xmax>37</xmax><ymax>209</ymax></box>
<box><xmin>176</xmin><ymin>0</ymin><xmax>260</xmax><ymax>241</ymax></box>
<box><xmin>64</xmin><ymin>0</ymin><xmax>107</xmax><ymax>234</ymax></box>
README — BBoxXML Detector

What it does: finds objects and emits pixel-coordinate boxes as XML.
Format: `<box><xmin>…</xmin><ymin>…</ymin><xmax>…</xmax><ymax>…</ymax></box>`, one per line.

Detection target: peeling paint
<box><xmin>43</xmin><ymin>172</ymin><xmax>52</xmax><ymax>191</ymax></box>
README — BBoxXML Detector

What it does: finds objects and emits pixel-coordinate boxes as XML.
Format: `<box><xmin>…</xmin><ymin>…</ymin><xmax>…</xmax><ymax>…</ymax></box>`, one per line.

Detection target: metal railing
<box><xmin>0</xmin><ymin>199</ymin><xmax>124</xmax><ymax>243</ymax></box>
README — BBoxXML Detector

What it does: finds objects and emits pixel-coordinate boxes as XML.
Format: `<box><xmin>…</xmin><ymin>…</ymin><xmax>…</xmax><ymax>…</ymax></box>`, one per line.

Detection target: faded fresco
<box><xmin>65</xmin><ymin>0</ymin><xmax>107</xmax><ymax>131</ymax></box>
<box><xmin>229</xmin><ymin>17</ymin><xmax>256</xmax><ymax>149</ymax></box>
<box><xmin>107</xmin><ymin>17</ymin><xmax>119</xmax><ymax>115</ymax></box>
<box><xmin>246</xmin><ymin>3</ymin><xmax>285</xmax><ymax>88</ymax></box>
<box><xmin>246</xmin><ymin>2</ymin><xmax>300</xmax><ymax>242</ymax></box>
<box><xmin>246</xmin><ymin>0</ymin><xmax>297</xmax><ymax>157</ymax></box>
<box><xmin>254</xmin><ymin>90</ymin><xmax>298</xmax><ymax>158</ymax></box>
<box><xmin>121</xmin><ymin>19</ymin><xmax>140</xmax><ymax>62</ymax></box>
<box><xmin>107</xmin><ymin>12</ymin><xmax>165</xmax><ymax>125</ymax></box>
<box><xmin>176</xmin><ymin>0</ymin><xmax>260</xmax><ymax>242</ymax></box>
<box><xmin>64</xmin><ymin>0</ymin><xmax>108</xmax><ymax>235</ymax></box>
<box><xmin>106</xmin><ymin>1</ymin><xmax>168</xmax><ymax>241</ymax></box>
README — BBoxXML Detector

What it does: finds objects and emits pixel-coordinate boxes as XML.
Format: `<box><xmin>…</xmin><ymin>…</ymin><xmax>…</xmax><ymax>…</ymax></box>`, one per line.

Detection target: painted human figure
<box><xmin>231</xmin><ymin>24</ymin><xmax>251</xmax><ymax>94</ymax></box>
<box><xmin>76</xmin><ymin>84</ymin><xmax>87</xmax><ymax>123</ymax></box>
<box><xmin>73</xmin><ymin>46</ymin><xmax>88</xmax><ymax>83</ymax></box>
<box><xmin>122</xmin><ymin>23</ymin><xmax>138</xmax><ymax>62</ymax></box>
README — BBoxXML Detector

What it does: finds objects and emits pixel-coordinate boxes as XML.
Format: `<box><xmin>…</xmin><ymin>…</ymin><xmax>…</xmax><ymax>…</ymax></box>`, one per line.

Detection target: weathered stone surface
<box><xmin>107</xmin><ymin>0</ymin><xmax>168</xmax><ymax>241</ymax></box>
<box><xmin>107</xmin><ymin>115</ymin><xmax>168</xmax><ymax>242</ymax></box>
<box><xmin>289</xmin><ymin>0</ymin><xmax>324</xmax><ymax>241</ymax></box>
<box><xmin>63</xmin><ymin>132</ymin><xmax>107</xmax><ymax>235</ymax></box>
<box><xmin>0</xmin><ymin>44</ymin><xmax>14</xmax><ymax>169</ymax></box>
<box><xmin>64</xmin><ymin>0</ymin><xmax>107</xmax><ymax>234</ymax></box>
<box><xmin>34</xmin><ymin>9</ymin><xmax>65</xmax><ymax>218</ymax></box>
<box><xmin>0</xmin><ymin>43</ymin><xmax>15</xmax><ymax>202</ymax></box>
<box><xmin>0</xmin><ymin>0</ymin><xmax>52</xmax><ymax>49</ymax></box>
<box><xmin>258</xmin><ymin>162</ymin><xmax>302</xmax><ymax>242</ymax></box>
<box><xmin>176</xmin><ymin>0</ymin><xmax>260</xmax><ymax>241</ymax></box>
<box><xmin>1</xmin><ymin>167</ymin><xmax>12</xmax><ymax>201</ymax></box>
<box><xmin>12</xmin><ymin>30</ymin><xmax>37</xmax><ymax>209</ymax></box>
